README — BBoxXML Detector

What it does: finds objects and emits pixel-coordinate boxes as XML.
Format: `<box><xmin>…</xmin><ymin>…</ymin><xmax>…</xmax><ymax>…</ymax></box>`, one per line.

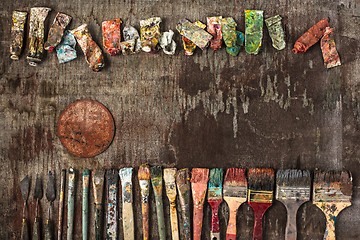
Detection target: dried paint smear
<box><xmin>10</xmin><ymin>11</ymin><xmax>27</xmax><ymax>60</ymax></box>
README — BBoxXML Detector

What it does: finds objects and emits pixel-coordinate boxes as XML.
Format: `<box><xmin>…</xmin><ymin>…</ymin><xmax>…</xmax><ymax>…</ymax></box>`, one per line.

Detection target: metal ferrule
<box><xmin>248</xmin><ymin>190</ymin><xmax>273</xmax><ymax>203</ymax></box>
<box><xmin>276</xmin><ymin>186</ymin><xmax>310</xmax><ymax>200</ymax></box>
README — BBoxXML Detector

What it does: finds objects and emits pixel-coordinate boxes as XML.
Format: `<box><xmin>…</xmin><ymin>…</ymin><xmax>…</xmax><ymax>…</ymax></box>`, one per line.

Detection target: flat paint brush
<box><xmin>45</xmin><ymin>171</ymin><xmax>56</xmax><ymax>240</ymax></box>
<box><xmin>57</xmin><ymin>169</ymin><xmax>66</xmax><ymax>240</ymax></box>
<box><xmin>92</xmin><ymin>169</ymin><xmax>105</xmax><ymax>240</ymax></box>
<box><xmin>138</xmin><ymin>164</ymin><xmax>150</xmax><ymax>240</ymax></box>
<box><xmin>20</xmin><ymin>175</ymin><xmax>30</xmax><ymax>240</ymax></box>
<box><xmin>191</xmin><ymin>168</ymin><xmax>209</xmax><ymax>240</ymax></box>
<box><xmin>164</xmin><ymin>168</ymin><xmax>180</xmax><ymax>240</ymax></box>
<box><xmin>150</xmin><ymin>166</ymin><xmax>166</xmax><ymax>240</ymax></box>
<box><xmin>33</xmin><ymin>174</ymin><xmax>43</xmax><ymax>240</ymax></box>
<box><xmin>276</xmin><ymin>169</ymin><xmax>311</xmax><ymax>240</ymax></box>
<box><xmin>67</xmin><ymin>168</ymin><xmax>75</xmax><ymax>240</ymax></box>
<box><xmin>106</xmin><ymin>169</ymin><xmax>119</xmax><ymax>240</ymax></box>
<box><xmin>207</xmin><ymin>168</ymin><xmax>224</xmax><ymax>240</ymax></box>
<box><xmin>82</xmin><ymin>169</ymin><xmax>90</xmax><ymax>240</ymax></box>
<box><xmin>247</xmin><ymin>168</ymin><xmax>275</xmax><ymax>240</ymax></box>
<box><xmin>313</xmin><ymin>170</ymin><xmax>353</xmax><ymax>239</ymax></box>
<box><xmin>223</xmin><ymin>168</ymin><xmax>247</xmax><ymax>240</ymax></box>
<box><xmin>119</xmin><ymin>168</ymin><xmax>135</xmax><ymax>240</ymax></box>
<box><xmin>176</xmin><ymin>168</ymin><xmax>191</xmax><ymax>240</ymax></box>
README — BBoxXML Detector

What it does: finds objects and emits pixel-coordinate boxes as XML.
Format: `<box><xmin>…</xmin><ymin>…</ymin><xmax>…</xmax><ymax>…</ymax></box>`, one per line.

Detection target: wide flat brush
<box><xmin>138</xmin><ymin>164</ymin><xmax>151</xmax><ymax>240</ymax></box>
<box><xmin>276</xmin><ymin>169</ymin><xmax>311</xmax><ymax>240</ymax></box>
<box><xmin>150</xmin><ymin>166</ymin><xmax>166</xmax><ymax>240</ymax></box>
<box><xmin>191</xmin><ymin>168</ymin><xmax>209</xmax><ymax>240</ymax></box>
<box><xmin>313</xmin><ymin>170</ymin><xmax>353</xmax><ymax>239</ymax></box>
<box><xmin>176</xmin><ymin>168</ymin><xmax>191</xmax><ymax>240</ymax></box>
<box><xmin>106</xmin><ymin>169</ymin><xmax>119</xmax><ymax>240</ymax></box>
<box><xmin>92</xmin><ymin>169</ymin><xmax>105</xmax><ymax>240</ymax></box>
<box><xmin>164</xmin><ymin>168</ymin><xmax>180</xmax><ymax>240</ymax></box>
<box><xmin>207</xmin><ymin>168</ymin><xmax>224</xmax><ymax>240</ymax></box>
<box><xmin>247</xmin><ymin>168</ymin><xmax>275</xmax><ymax>240</ymax></box>
<box><xmin>119</xmin><ymin>168</ymin><xmax>135</xmax><ymax>240</ymax></box>
<box><xmin>223</xmin><ymin>168</ymin><xmax>247</xmax><ymax>240</ymax></box>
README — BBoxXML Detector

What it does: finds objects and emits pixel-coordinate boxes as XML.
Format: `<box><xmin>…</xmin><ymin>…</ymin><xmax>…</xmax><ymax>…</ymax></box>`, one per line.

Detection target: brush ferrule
<box><xmin>223</xmin><ymin>185</ymin><xmax>247</xmax><ymax>198</ymax></box>
<box><xmin>276</xmin><ymin>186</ymin><xmax>310</xmax><ymax>200</ymax></box>
<box><xmin>248</xmin><ymin>190</ymin><xmax>273</xmax><ymax>203</ymax></box>
<box><xmin>314</xmin><ymin>188</ymin><xmax>352</xmax><ymax>202</ymax></box>
<box><xmin>207</xmin><ymin>187</ymin><xmax>222</xmax><ymax>199</ymax></box>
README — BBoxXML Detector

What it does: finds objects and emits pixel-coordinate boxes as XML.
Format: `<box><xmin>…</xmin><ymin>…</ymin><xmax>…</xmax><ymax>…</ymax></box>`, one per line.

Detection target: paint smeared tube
<box><xmin>56</xmin><ymin>30</ymin><xmax>77</xmax><ymax>63</ymax></box>
<box><xmin>27</xmin><ymin>7</ymin><xmax>51</xmax><ymax>66</ymax></box>
<box><xmin>159</xmin><ymin>30</ymin><xmax>176</xmax><ymax>55</ymax></box>
<box><xmin>177</xmin><ymin>19</ymin><xmax>213</xmax><ymax>50</ymax></box>
<box><xmin>321</xmin><ymin>27</ymin><xmax>341</xmax><ymax>68</ymax></box>
<box><xmin>140</xmin><ymin>17</ymin><xmax>162</xmax><ymax>53</ymax></box>
<box><xmin>207</xmin><ymin>16</ymin><xmax>223</xmax><ymax>51</ymax></box>
<box><xmin>265</xmin><ymin>15</ymin><xmax>286</xmax><ymax>51</ymax></box>
<box><xmin>181</xmin><ymin>21</ymin><xmax>206</xmax><ymax>56</ymax></box>
<box><xmin>221</xmin><ymin>17</ymin><xmax>244</xmax><ymax>56</ymax></box>
<box><xmin>120</xmin><ymin>26</ymin><xmax>142</xmax><ymax>55</ymax></box>
<box><xmin>44</xmin><ymin>12</ymin><xmax>72</xmax><ymax>52</ymax></box>
<box><xmin>71</xmin><ymin>24</ymin><xmax>105</xmax><ymax>72</ymax></box>
<box><xmin>245</xmin><ymin>10</ymin><xmax>264</xmax><ymax>55</ymax></box>
<box><xmin>102</xmin><ymin>18</ymin><xmax>122</xmax><ymax>56</ymax></box>
<box><xmin>10</xmin><ymin>11</ymin><xmax>27</xmax><ymax>60</ymax></box>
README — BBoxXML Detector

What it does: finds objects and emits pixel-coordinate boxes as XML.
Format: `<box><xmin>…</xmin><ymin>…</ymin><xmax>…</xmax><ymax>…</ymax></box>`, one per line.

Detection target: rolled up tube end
<box><xmin>29</xmin><ymin>61</ymin><xmax>37</xmax><ymax>67</ymax></box>
<box><xmin>10</xmin><ymin>55</ymin><xmax>19</xmax><ymax>60</ymax></box>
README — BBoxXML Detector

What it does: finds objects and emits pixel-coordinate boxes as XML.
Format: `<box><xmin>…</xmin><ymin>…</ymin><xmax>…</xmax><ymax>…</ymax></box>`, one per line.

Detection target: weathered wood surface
<box><xmin>0</xmin><ymin>0</ymin><xmax>359</xmax><ymax>239</ymax></box>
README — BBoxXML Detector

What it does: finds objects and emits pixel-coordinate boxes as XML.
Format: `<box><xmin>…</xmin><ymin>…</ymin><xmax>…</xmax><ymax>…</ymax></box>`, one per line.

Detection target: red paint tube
<box><xmin>292</xmin><ymin>18</ymin><xmax>330</xmax><ymax>54</ymax></box>
<box><xmin>207</xmin><ymin>16</ymin><xmax>223</xmax><ymax>51</ymax></box>
<box><xmin>321</xmin><ymin>27</ymin><xmax>341</xmax><ymax>68</ymax></box>
<box><xmin>44</xmin><ymin>12</ymin><xmax>72</xmax><ymax>52</ymax></box>
<box><xmin>102</xmin><ymin>19</ymin><xmax>122</xmax><ymax>56</ymax></box>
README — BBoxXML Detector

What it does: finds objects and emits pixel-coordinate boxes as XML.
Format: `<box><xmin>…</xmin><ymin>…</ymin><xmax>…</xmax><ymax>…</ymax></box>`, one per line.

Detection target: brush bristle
<box><xmin>119</xmin><ymin>168</ymin><xmax>133</xmax><ymax>182</ymax></box>
<box><xmin>138</xmin><ymin>164</ymin><xmax>150</xmax><ymax>180</ymax></box>
<box><xmin>164</xmin><ymin>168</ymin><xmax>176</xmax><ymax>183</ymax></box>
<box><xmin>190</xmin><ymin>168</ymin><xmax>209</xmax><ymax>184</ymax></box>
<box><xmin>150</xmin><ymin>166</ymin><xmax>162</xmax><ymax>179</ymax></box>
<box><xmin>224</xmin><ymin>168</ymin><xmax>247</xmax><ymax>187</ymax></box>
<box><xmin>248</xmin><ymin>168</ymin><xmax>275</xmax><ymax>191</ymax></box>
<box><xmin>208</xmin><ymin>168</ymin><xmax>224</xmax><ymax>188</ymax></box>
<box><xmin>276</xmin><ymin>169</ymin><xmax>311</xmax><ymax>187</ymax></box>
<box><xmin>176</xmin><ymin>168</ymin><xmax>190</xmax><ymax>184</ymax></box>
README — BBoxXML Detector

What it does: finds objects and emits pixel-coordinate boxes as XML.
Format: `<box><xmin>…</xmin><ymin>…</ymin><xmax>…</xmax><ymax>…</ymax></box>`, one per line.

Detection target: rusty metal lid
<box><xmin>57</xmin><ymin>99</ymin><xmax>115</xmax><ymax>158</ymax></box>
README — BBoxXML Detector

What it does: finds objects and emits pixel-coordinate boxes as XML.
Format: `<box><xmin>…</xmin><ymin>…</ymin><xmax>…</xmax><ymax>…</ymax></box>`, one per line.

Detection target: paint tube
<box><xmin>176</xmin><ymin>19</ymin><xmax>213</xmax><ymax>50</ymax></box>
<box><xmin>56</xmin><ymin>30</ymin><xmax>77</xmax><ymax>63</ymax></box>
<box><xmin>120</xmin><ymin>26</ymin><xmax>141</xmax><ymax>55</ymax></box>
<box><xmin>10</xmin><ymin>11</ymin><xmax>27</xmax><ymax>60</ymax></box>
<box><xmin>44</xmin><ymin>12</ymin><xmax>72</xmax><ymax>52</ymax></box>
<box><xmin>140</xmin><ymin>17</ymin><xmax>161</xmax><ymax>53</ymax></box>
<box><xmin>293</xmin><ymin>18</ymin><xmax>330</xmax><ymax>54</ymax></box>
<box><xmin>181</xmin><ymin>21</ymin><xmax>206</xmax><ymax>56</ymax></box>
<box><xmin>71</xmin><ymin>24</ymin><xmax>105</xmax><ymax>72</ymax></box>
<box><xmin>27</xmin><ymin>7</ymin><xmax>51</xmax><ymax>66</ymax></box>
<box><xmin>207</xmin><ymin>16</ymin><xmax>223</xmax><ymax>51</ymax></box>
<box><xmin>265</xmin><ymin>15</ymin><xmax>285</xmax><ymax>50</ymax></box>
<box><xmin>102</xmin><ymin>18</ymin><xmax>122</xmax><ymax>56</ymax></box>
<box><xmin>159</xmin><ymin>30</ymin><xmax>176</xmax><ymax>55</ymax></box>
<box><xmin>244</xmin><ymin>10</ymin><xmax>264</xmax><ymax>55</ymax></box>
<box><xmin>221</xmin><ymin>17</ymin><xmax>244</xmax><ymax>56</ymax></box>
<box><xmin>321</xmin><ymin>27</ymin><xmax>341</xmax><ymax>68</ymax></box>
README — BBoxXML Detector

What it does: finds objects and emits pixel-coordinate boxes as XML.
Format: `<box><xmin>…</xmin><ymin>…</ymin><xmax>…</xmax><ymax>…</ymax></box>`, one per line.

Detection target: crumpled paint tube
<box><xmin>245</xmin><ymin>10</ymin><xmax>264</xmax><ymax>55</ymax></box>
<box><xmin>71</xmin><ymin>24</ymin><xmax>105</xmax><ymax>72</ymax></box>
<box><xmin>102</xmin><ymin>18</ymin><xmax>122</xmax><ymax>56</ymax></box>
<box><xmin>176</xmin><ymin>19</ymin><xmax>213</xmax><ymax>50</ymax></box>
<box><xmin>321</xmin><ymin>27</ymin><xmax>341</xmax><ymax>68</ymax></box>
<box><xmin>265</xmin><ymin>15</ymin><xmax>286</xmax><ymax>50</ymax></box>
<box><xmin>182</xmin><ymin>21</ymin><xmax>206</xmax><ymax>56</ymax></box>
<box><xmin>44</xmin><ymin>12</ymin><xmax>72</xmax><ymax>52</ymax></box>
<box><xmin>221</xmin><ymin>17</ymin><xmax>244</xmax><ymax>56</ymax></box>
<box><xmin>55</xmin><ymin>30</ymin><xmax>77</xmax><ymax>63</ymax></box>
<box><xmin>10</xmin><ymin>11</ymin><xmax>27</xmax><ymax>60</ymax></box>
<box><xmin>140</xmin><ymin>17</ymin><xmax>162</xmax><ymax>53</ymax></box>
<box><xmin>27</xmin><ymin>7</ymin><xmax>51</xmax><ymax>66</ymax></box>
<box><xmin>292</xmin><ymin>18</ymin><xmax>330</xmax><ymax>54</ymax></box>
<box><xmin>120</xmin><ymin>26</ymin><xmax>142</xmax><ymax>55</ymax></box>
<box><xmin>159</xmin><ymin>30</ymin><xmax>176</xmax><ymax>55</ymax></box>
<box><xmin>207</xmin><ymin>16</ymin><xmax>223</xmax><ymax>51</ymax></box>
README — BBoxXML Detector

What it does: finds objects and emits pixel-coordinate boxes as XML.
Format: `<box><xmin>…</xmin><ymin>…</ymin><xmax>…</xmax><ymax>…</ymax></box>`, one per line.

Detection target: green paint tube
<box><xmin>245</xmin><ymin>10</ymin><xmax>264</xmax><ymax>55</ymax></box>
<box><xmin>265</xmin><ymin>15</ymin><xmax>286</xmax><ymax>50</ymax></box>
<box><xmin>221</xmin><ymin>17</ymin><xmax>244</xmax><ymax>56</ymax></box>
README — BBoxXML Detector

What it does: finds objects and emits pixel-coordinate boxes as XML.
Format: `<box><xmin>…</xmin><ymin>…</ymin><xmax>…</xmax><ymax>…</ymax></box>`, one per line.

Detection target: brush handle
<box><xmin>248</xmin><ymin>202</ymin><xmax>272</xmax><ymax>240</ymax></box>
<box><xmin>106</xmin><ymin>183</ymin><xmax>118</xmax><ymax>240</ymax></box>
<box><xmin>209</xmin><ymin>200</ymin><xmax>222</xmax><ymax>240</ymax></box>
<box><xmin>82</xmin><ymin>170</ymin><xmax>90</xmax><ymax>240</ymax></box>
<box><xmin>169</xmin><ymin>201</ymin><xmax>180</xmax><ymax>240</ymax></box>
<box><xmin>193</xmin><ymin>204</ymin><xmax>205</xmax><ymax>240</ymax></box>
<box><xmin>21</xmin><ymin>218</ymin><xmax>29</xmax><ymax>240</ymax></box>
<box><xmin>155</xmin><ymin>195</ymin><xmax>166</xmax><ymax>240</ymax></box>
<box><xmin>45</xmin><ymin>219</ymin><xmax>52</xmax><ymax>240</ymax></box>
<box><xmin>67</xmin><ymin>170</ymin><xmax>75</xmax><ymax>240</ymax></box>
<box><xmin>122</xmin><ymin>202</ymin><xmax>135</xmax><ymax>240</ymax></box>
<box><xmin>57</xmin><ymin>170</ymin><xmax>66</xmax><ymax>240</ymax></box>
<box><xmin>141</xmin><ymin>201</ymin><xmax>149</xmax><ymax>240</ymax></box>
<box><xmin>282</xmin><ymin>200</ymin><xmax>304</xmax><ymax>240</ymax></box>
<box><xmin>315</xmin><ymin>202</ymin><xmax>351</xmax><ymax>240</ymax></box>
<box><xmin>33</xmin><ymin>217</ymin><xmax>41</xmax><ymax>240</ymax></box>
<box><xmin>94</xmin><ymin>205</ymin><xmax>102</xmax><ymax>240</ymax></box>
<box><xmin>225</xmin><ymin>200</ymin><xmax>242</xmax><ymax>240</ymax></box>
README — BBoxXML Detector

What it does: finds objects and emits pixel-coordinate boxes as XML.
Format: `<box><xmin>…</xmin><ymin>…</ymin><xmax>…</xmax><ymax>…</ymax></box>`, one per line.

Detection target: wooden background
<box><xmin>0</xmin><ymin>0</ymin><xmax>359</xmax><ymax>239</ymax></box>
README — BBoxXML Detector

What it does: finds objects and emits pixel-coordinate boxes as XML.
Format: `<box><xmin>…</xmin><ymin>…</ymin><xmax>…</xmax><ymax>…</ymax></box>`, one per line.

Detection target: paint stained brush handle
<box><xmin>169</xmin><ymin>202</ymin><xmax>180</xmax><ymax>240</ymax></box>
<box><xmin>284</xmin><ymin>201</ymin><xmax>303</xmax><ymax>240</ymax></box>
<box><xmin>122</xmin><ymin>201</ymin><xmax>135</xmax><ymax>240</ymax></box>
<box><xmin>45</xmin><ymin>219</ymin><xmax>52</xmax><ymax>240</ymax></box>
<box><xmin>94</xmin><ymin>205</ymin><xmax>102</xmax><ymax>240</ymax></box>
<box><xmin>67</xmin><ymin>168</ymin><xmax>75</xmax><ymax>240</ymax></box>
<box><xmin>33</xmin><ymin>215</ymin><xmax>41</xmax><ymax>240</ymax></box>
<box><xmin>57</xmin><ymin>170</ymin><xmax>66</xmax><ymax>240</ymax></box>
<box><xmin>82</xmin><ymin>170</ymin><xmax>90</xmax><ymax>240</ymax></box>
<box><xmin>209</xmin><ymin>200</ymin><xmax>221</xmax><ymax>240</ymax></box>
<box><xmin>141</xmin><ymin>201</ymin><xmax>149</xmax><ymax>240</ymax></box>
<box><xmin>248</xmin><ymin>202</ymin><xmax>272</xmax><ymax>240</ymax></box>
<box><xmin>225</xmin><ymin>201</ymin><xmax>239</xmax><ymax>240</ymax></box>
<box><xmin>193</xmin><ymin>204</ymin><xmax>205</xmax><ymax>240</ymax></box>
<box><xmin>155</xmin><ymin>195</ymin><xmax>166</xmax><ymax>240</ymax></box>
<box><xmin>21</xmin><ymin>218</ymin><xmax>29</xmax><ymax>240</ymax></box>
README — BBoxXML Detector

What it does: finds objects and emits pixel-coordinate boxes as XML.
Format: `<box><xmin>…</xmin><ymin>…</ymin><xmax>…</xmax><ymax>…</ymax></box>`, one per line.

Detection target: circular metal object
<box><xmin>57</xmin><ymin>99</ymin><xmax>115</xmax><ymax>158</ymax></box>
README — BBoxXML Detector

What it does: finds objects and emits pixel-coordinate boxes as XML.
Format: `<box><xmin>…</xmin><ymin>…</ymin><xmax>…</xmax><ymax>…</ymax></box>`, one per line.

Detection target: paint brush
<box><xmin>223</xmin><ymin>168</ymin><xmax>247</xmax><ymax>240</ymax></box>
<box><xmin>191</xmin><ymin>168</ymin><xmax>209</xmax><ymax>240</ymax></box>
<box><xmin>45</xmin><ymin>171</ymin><xmax>56</xmax><ymax>240</ymax></box>
<box><xmin>150</xmin><ymin>166</ymin><xmax>166</xmax><ymax>240</ymax></box>
<box><xmin>20</xmin><ymin>175</ymin><xmax>30</xmax><ymax>240</ymax></box>
<box><xmin>57</xmin><ymin>169</ymin><xmax>66</xmax><ymax>240</ymax></box>
<box><xmin>92</xmin><ymin>169</ymin><xmax>105</xmax><ymax>240</ymax></box>
<box><xmin>276</xmin><ymin>169</ymin><xmax>311</xmax><ymax>240</ymax></box>
<box><xmin>207</xmin><ymin>168</ymin><xmax>224</xmax><ymax>240</ymax></box>
<box><xmin>247</xmin><ymin>168</ymin><xmax>275</xmax><ymax>240</ymax></box>
<box><xmin>164</xmin><ymin>168</ymin><xmax>180</xmax><ymax>240</ymax></box>
<box><xmin>313</xmin><ymin>170</ymin><xmax>353</xmax><ymax>239</ymax></box>
<box><xmin>138</xmin><ymin>164</ymin><xmax>150</xmax><ymax>240</ymax></box>
<box><xmin>67</xmin><ymin>168</ymin><xmax>75</xmax><ymax>240</ymax></box>
<box><xmin>176</xmin><ymin>168</ymin><xmax>191</xmax><ymax>240</ymax></box>
<box><xmin>106</xmin><ymin>169</ymin><xmax>119</xmax><ymax>240</ymax></box>
<box><xmin>82</xmin><ymin>169</ymin><xmax>90</xmax><ymax>240</ymax></box>
<box><xmin>119</xmin><ymin>168</ymin><xmax>135</xmax><ymax>240</ymax></box>
<box><xmin>33</xmin><ymin>174</ymin><xmax>43</xmax><ymax>240</ymax></box>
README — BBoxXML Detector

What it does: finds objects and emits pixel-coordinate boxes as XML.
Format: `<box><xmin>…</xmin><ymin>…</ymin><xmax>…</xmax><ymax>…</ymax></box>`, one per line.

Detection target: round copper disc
<box><xmin>57</xmin><ymin>99</ymin><xmax>115</xmax><ymax>158</ymax></box>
